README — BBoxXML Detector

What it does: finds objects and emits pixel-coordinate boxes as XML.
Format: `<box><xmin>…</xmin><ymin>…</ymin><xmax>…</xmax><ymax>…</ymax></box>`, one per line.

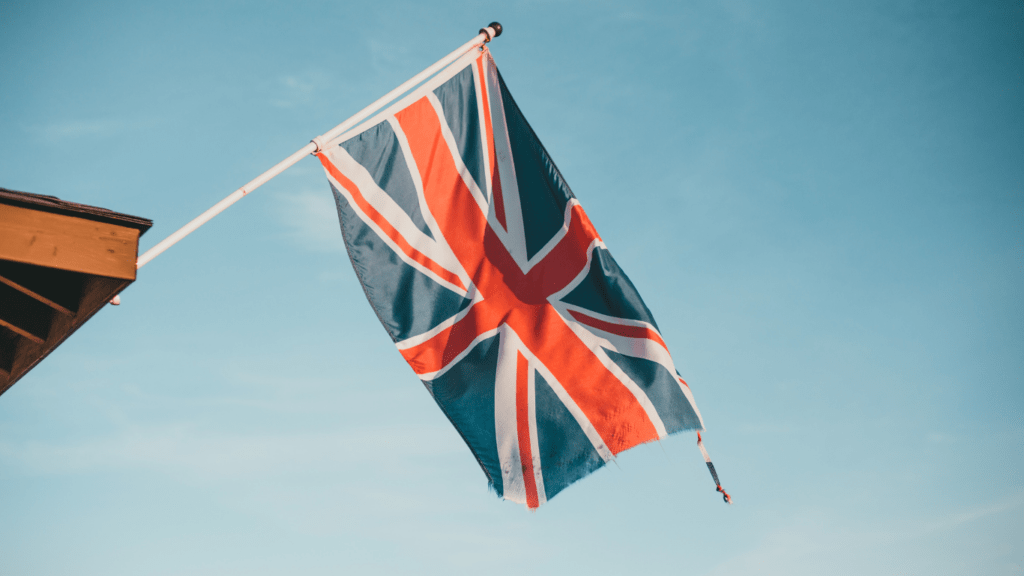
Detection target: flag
<box><xmin>317</xmin><ymin>46</ymin><xmax>708</xmax><ymax>508</ymax></box>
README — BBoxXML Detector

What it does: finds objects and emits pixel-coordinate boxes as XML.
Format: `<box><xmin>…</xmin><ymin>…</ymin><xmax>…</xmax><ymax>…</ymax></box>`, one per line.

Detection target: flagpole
<box><xmin>135</xmin><ymin>23</ymin><xmax>502</xmax><ymax>270</ymax></box>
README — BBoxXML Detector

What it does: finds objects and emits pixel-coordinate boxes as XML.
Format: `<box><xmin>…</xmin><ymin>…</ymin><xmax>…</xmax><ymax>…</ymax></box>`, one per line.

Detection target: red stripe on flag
<box><xmin>567</xmin><ymin>310</ymin><xmax>669</xmax><ymax>352</ymax></box>
<box><xmin>507</xmin><ymin>305</ymin><xmax>659</xmax><ymax>454</ymax></box>
<box><xmin>476</xmin><ymin>54</ymin><xmax>506</xmax><ymax>230</ymax></box>
<box><xmin>516</xmin><ymin>351</ymin><xmax>539</xmax><ymax>509</ymax></box>
<box><xmin>395</xmin><ymin>97</ymin><xmax>659</xmax><ymax>455</ymax></box>
<box><xmin>520</xmin><ymin>204</ymin><xmax>601</xmax><ymax>301</ymax></box>
<box><xmin>318</xmin><ymin>153</ymin><xmax>467</xmax><ymax>292</ymax></box>
<box><xmin>395</xmin><ymin>99</ymin><xmax>494</xmax><ymax>283</ymax></box>
<box><xmin>398</xmin><ymin>300</ymin><xmax>504</xmax><ymax>375</ymax></box>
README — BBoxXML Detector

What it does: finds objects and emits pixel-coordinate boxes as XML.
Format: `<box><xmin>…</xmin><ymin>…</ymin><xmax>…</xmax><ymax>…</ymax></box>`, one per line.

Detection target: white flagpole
<box><xmin>135</xmin><ymin>23</ymin><xmax>502</xmax><ymax>270</ymax></box>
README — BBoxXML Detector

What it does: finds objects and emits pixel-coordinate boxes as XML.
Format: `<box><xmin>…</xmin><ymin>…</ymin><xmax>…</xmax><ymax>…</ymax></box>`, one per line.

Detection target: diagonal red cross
<box><xmin>319</xmin><ymin>94</ymin><xmax>663</xmax><ymax>508</ymax></box>
<box><xmin>392</xmin><ymin>97</ymin><xmax>660</xmax><ymax>457</ymax></box>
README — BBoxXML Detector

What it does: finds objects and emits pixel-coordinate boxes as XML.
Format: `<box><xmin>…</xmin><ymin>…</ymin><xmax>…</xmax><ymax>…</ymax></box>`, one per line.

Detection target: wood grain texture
<box><xmin>0</xmin><ymin>187</ymin><xmax>153</xmax><ymax>233</ymax></box>
<box><xmin>0</xmin><ymin>204</ymin><xmax>140</xmax><ymax>280</ymax></box>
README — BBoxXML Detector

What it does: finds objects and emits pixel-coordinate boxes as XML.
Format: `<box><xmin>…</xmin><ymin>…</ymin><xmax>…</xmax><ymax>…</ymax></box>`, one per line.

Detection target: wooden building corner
<box><xmin>0</xmin><ymin>187</ymin><xmax>152</xmax><ymax>395</ymax></box>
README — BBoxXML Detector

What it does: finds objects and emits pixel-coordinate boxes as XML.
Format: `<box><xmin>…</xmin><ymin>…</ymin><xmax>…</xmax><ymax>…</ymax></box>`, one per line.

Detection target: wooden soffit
<box><xmin>0</xmin><ymin>187</ymin><xmax>152</xmax><ymax>395</ymax></box>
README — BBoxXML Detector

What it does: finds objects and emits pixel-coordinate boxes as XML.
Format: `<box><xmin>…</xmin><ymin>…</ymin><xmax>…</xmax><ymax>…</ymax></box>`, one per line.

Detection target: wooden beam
<box><xmin>0</xmin><ymin>259</ymin><xmax>84</xmax><ymax>313</ymax></box>
<box><xmin>0</xmin><ymin>327</ymin><xmax>15</xmax><ymax>376</ymax></box>
<box><xmin>1</xmin><ymin>275</ymin><xmax>130</xmax><ymax>396</ymax></box>
<box><xmin>0</xmin><ymin>283</ymin><xmax>52</xmax><ymax>344</ymax></box>
<box><xmin>0</xmin><ymin>318</ymin><xmax>44</xmax><ymax>344</ymax></box>
<box><xmin>0</xmin><ymin>204</ymin><xmax>140</xmax><ymax>280</ymax></box>
<box><xmin>0</xmin><ymin>273</ymin><xmax>76</xmax><ymax>316</ymax></box>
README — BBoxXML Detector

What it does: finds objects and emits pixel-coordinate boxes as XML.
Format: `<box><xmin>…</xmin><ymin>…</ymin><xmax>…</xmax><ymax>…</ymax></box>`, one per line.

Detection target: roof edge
<box><xmin>0</xmin><ymin>187</ymin><xmax>153</xmax><ymax>235</ymax></box>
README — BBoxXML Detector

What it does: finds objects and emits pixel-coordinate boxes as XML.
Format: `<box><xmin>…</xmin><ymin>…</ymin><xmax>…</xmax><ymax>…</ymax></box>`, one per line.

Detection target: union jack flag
<box><xmin>318</xmin><ymin>47</ymin><xmax>708</xmax><ymax>508</ymax></box>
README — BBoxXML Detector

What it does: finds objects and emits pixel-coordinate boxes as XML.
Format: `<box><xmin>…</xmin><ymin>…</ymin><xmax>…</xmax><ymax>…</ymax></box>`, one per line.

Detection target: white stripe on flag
<box><xmin>482</xmin><ymin>52</ymin><xmax>529</xmax><ymax>268</ymax></box>
<box><xmin>554</xmin><ymin>309</ymin><xmax>670</xmax><ymax>440</ymax></box>
<box><xmin>323</xmin><ymin>152</ymin><xmax>469</xmax><ymax>296</ymax></box>
<box><xmin>516</xmin><ymin>341</ymin><xmax>615</xmax><ymax>464</ymax></box>
<box><xmin>526</xmin><ymin>362</ymin><xmax>548</xmax><ymax>506</ymax></box>
<box><xmin>495</xmin><ymin>325</ymin><xmax>526</xmax><ymax>504</ymax></box>
<box><xmin>425</xmin><ymin>92</ymin><xmax>491</xmax><ymax>218</ymax></box>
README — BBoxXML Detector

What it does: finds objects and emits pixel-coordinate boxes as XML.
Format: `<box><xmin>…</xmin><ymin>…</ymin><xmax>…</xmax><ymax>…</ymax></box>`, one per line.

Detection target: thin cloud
<box><xmin>704</xmin><ymin>496</ymin><xmax>1024</xmax><ymax>576</ymax></box>
<box><xmin>30</xmin><ymin>118</ymin><xmax>125</xmax><ymax>140</ymax></box>
<box><xmin>272</xmin><ymin>187</ymin><xmax>346</xmax><ymax>254</ymax></box>
<box><xmin>270</xmin><ymin>70</ymin><xmax>331</xmax><ymax>108</ymax></box>
<box><xmin>0</xmin><ymin>425</ymin><xmax>460</xmax><ymax>481</ymax></box>
<box><xmin>922</xmin><ymin>493</ymin><xmax>1024</xmax><ymax>533</ymax></box>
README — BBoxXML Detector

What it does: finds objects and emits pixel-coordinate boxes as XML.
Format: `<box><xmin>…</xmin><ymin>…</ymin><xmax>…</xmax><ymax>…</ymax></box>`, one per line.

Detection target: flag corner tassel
<box><xmin>697</xmin><ymin>431</ymin><xmax>731</xmax><ymax>504</ymax></box>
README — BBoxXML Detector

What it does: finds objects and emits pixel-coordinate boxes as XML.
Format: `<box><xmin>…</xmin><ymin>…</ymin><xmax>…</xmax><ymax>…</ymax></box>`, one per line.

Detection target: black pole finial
<box><xmin>480</xmin><ymin>22</ymin><xmax>503</xmax><ymax>41</ymax></box>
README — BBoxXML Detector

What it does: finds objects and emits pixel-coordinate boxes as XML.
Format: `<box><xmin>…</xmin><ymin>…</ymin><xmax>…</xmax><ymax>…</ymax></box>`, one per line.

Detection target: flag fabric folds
<box><xmin>317</xmin><ymin>46</ymin><xmax>706</xmax><ymax>508</ymax></box>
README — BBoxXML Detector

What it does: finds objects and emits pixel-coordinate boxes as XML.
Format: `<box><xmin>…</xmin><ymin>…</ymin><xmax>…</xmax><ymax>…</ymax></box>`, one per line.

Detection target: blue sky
<box><xmin>1</xmin><ymin>1</ymin><xmax>1021</xmax><ymax>574</ymax></box>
